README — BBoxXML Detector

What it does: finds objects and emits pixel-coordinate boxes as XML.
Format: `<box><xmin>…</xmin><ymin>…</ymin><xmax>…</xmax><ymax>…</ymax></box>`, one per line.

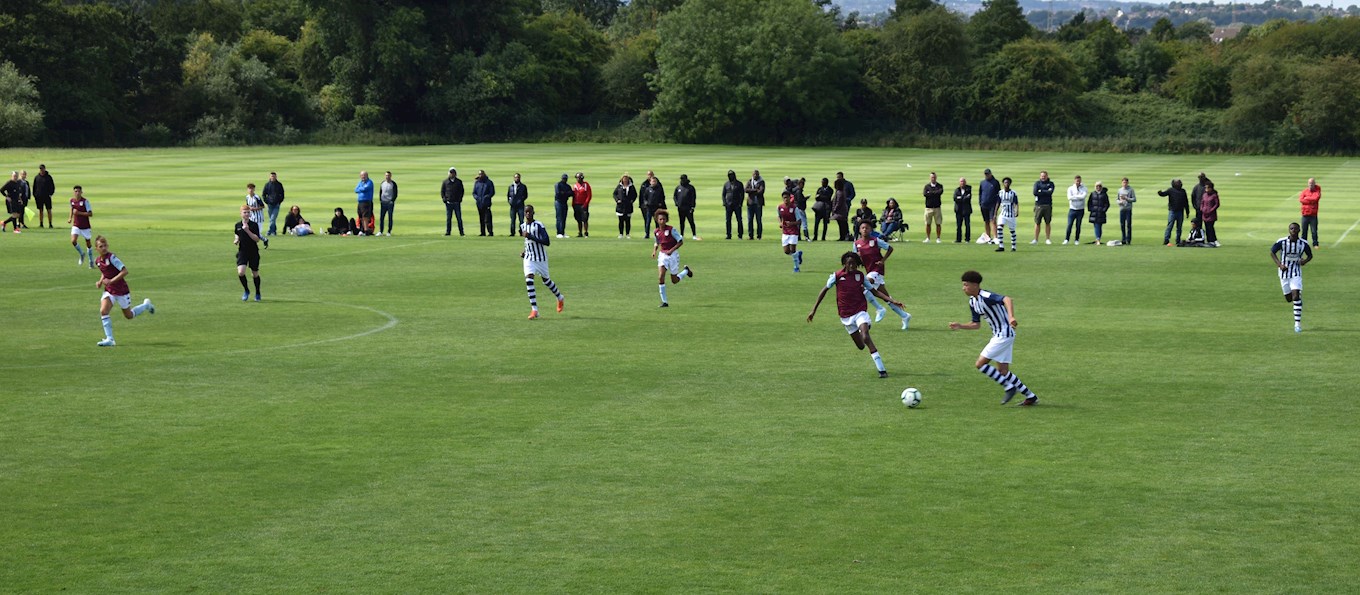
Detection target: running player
<box><xmin>949</xmin><ymin>270</ymin><xmax>1038</xmax><ymax>405</ymax></box>
<box><xmin>778</xmin><ymin>191</ymin><xmax>803</xmax><ymax>272</ymax></box>
<box><xmin>652</xmin><ymin>209</ymin><xmax>693</xmax><ymax>307</ymax></box>
<box><xmin>854</xmin><ymin>221</ymin><xmax>911</xmax><ymax>330</ymax></box>
<box><xmin>807</xmin><ymin>251</ymin><xmax>905</xmax><ymax>378</ymax></box>
<box><xmin>234</xmin><ymin>204</ymin><xmax>263</xmax><ymax>301</ymax></box>
<box><xmin>92</xmin><ymin>235</ymin><xmax>155</xmax><ymax>346</ymax></box>
<box><xmin>995</xmin><ymin>177</ymin><xmax>1019</xmax><ymax>252</ymax></box>
<box><xmin>520</xmin><ymin>204</ymin><xmax>564</xmax><ymax>319</ymax></box>
<box><xmin>69</xmin><ymin>186</ymin><xmax>94</xmax><ymax>268</ymax></box>
<box><xmin>1271</xmin><ymin>222</ymin><xmax>1313</xmax><ymax>333</ymax></box>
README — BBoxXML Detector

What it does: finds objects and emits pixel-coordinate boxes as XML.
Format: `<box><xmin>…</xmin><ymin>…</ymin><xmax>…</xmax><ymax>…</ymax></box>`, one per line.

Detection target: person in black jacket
<box><xmin>263</xmin><ymin>171</ymin><xmax>285</xmax><ymax>236</ymax></box>
<box><xmin>812</xmin><ymin>177</ymin><xmax>832</xmax><ymax>241</ymax></box>
<box><xmin>506</xmin><ymin>172</ymin><xmax>528</xmax><ymax>235</ymax></box>
<box><xmin>441</xmin><ymin>167</ymin><xmax>464</xmax><ymax>236</ymax></box>
<box><xmin>745</xmin><ymin>170</ymin><xmax>765</xmax><ymax>240</ymax></box>
<box><xmin>722</xmin><ymin>170</ymin><xmax>744</xmax><ymax>239</ymax></box>
<box><xmin>553</xmin><ymin>173</ymin><xmax>572</xmax><ymax>238</ymax></box>
<box><xmin>640</xmin><ymin>173</ymin><xmax>666</xmax><ymax>238</ymax></box>
<box><xmin>953</xmin><ymin>177</ymin><xmax>973</xmax><ymax>243</ymax></box>
<box><xmin>613</xmin><ymin>173</ymin><xmax>637</xmax><ymax>238</ymax></box>
<box><xmin>1032</xmin><ymin>171</ymin><xmax>1055</xmax><ymax>244</ymax></box>
<box><xmin>1087</xmin><ymin>181</ymin><xmax>1110</xmax><ymax>244</ymax></box>
<box><xmin>1190</xmin><ymin>172</ymin><xmax>1210</xmax><ymax>222</ymax></box>
<box><xmin>1158</xmin><ymin>178</ymin><xmax>1190</xmax><ymax>245</ymax></box>
<box><xmin>674</xmin><ymin>174</ymin><xmax>700</xmax><ymax>240</ymax></box>
<box><xmin>33</xmin><ymin>164</ymin><xmax>55</xmax><ymax>228</ymax></box>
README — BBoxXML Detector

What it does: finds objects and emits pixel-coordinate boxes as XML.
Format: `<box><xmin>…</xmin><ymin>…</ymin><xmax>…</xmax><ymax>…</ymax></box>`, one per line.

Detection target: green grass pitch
<box><xmin>1</xmin><ymin>144</ymin><xmax>1357</xmax><ymax>592</ymax></box>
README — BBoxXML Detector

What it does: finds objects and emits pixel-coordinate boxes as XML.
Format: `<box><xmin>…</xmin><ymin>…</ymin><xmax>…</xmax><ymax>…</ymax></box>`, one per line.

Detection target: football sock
<box><xmin>1009</xmin><ymin>227</ymin><xmax>1017</xmax><ymax>248</ymax></box>
<box><xmin>1294</xmin><ymin>299</ymin><xmax>1302</xmax><ymax>323</ymax></box>
<box><xmin>74</xmin><ymin>244</ymin><xmax>86</xmax><ymax>259</ymax></box>
<box><xmin>794</xmin><ymin>250</ymin><xmax>803</xmax><ymax>267</ymax></box>
<box><xmin>101</xmin><ymin>315</ymin><xmax>113</xmax><ymax>340</ymax></box>
<box><xmin>870</xmin><ymin>351</ymin><xmax>885</xmax><ymax>373</ymax></box>
<box><xmin>864</xmin><ymin>291</ymin><xmax>884</xmax><ymax>312</ymax></box>
<box><xmin>543</xmin><ymin>277</ymin><xmax>562</xmax><ymax>300</ymax></box>
<box><xmin>979</xmin><ymin>364</ymin><xmax>1008</xmax><ymax>387</ymax></box>
<box><xmin>1000</xmin><ymin>372</ymin><xmax>1034</xmax><ymax>396</ymax></box>
<box><xmin>659</xmin><ymin>284</ymin><xmax>668</xmax><ymax>303</ymax></box>
<box><xmin>238</xmin><ymin>274</ymin><xmax>250</xmax><ymax>291</ymax></box>
<box><xmin>131</xmin><ymin>301</ymin><xmax>148</xmax><ymax>317</ymax></box>
<box><xmin>252</xmin><ymin>276</ymin><xmax>261</xmax><ymax>294</ymax></box>
<box><xmin>677</xmin><ymin>268</ymin><xmax>690</xmax><ymax>280</ymax></box>
<box><xmin>888</xmin><ymin>301</ymin><xmax>909</xmax><ymax>319</ymax></box>
<box><xmin>526</xmin><ymin>277</ymin><xmax>538</xmax><ymax>308</ymax></box>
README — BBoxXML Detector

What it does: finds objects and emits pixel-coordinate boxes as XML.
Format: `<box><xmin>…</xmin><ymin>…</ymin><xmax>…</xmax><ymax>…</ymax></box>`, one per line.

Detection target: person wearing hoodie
<box><xmin>473</xmin><ymin>169</ymin><xmax>495</xmax><ymax>236</ymax></box>
<box><xmin>614</xmin><ymin>173</ymin><xmax>637</xmax><ymax>238</ymax></box>
<box><xmin>639</xmin><ymin>173</ymin><xmax>666</xmax><ymax>238</ymax></box>
<box><xmin>1158</xmin><ymin>178</ymin><xmax>1190</xmax><ymax>246</ymax></box>
<box><xmin>722</xmin><ymin>170</ymin><xmax>745</xmax><ymax>239</ymax></box>
<box><xmin>674</xmin><ymin>174</ymin><xmax>700</xmax><ymax>240</ymax></box>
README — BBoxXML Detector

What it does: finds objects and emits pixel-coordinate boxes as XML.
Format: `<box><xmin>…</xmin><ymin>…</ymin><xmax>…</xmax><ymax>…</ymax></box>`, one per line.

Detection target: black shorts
<box><xmin>357</xmin><ymin>201</ymin><xmax>373</xmax><ymax>219</ymax></box>
<box><xmin>236</xmin><ymin>251</ymin><xmax>260</xmax><ymax>270</ymax></box>
<box><xmin>573</xmin><ymin>204</ymin><xmax>589</xmax><ymax>222</ymax></box>
<box><xmin>34</xmin><ymin>195</ymin><xmax>51</xmax><ymax>210</ymax></box>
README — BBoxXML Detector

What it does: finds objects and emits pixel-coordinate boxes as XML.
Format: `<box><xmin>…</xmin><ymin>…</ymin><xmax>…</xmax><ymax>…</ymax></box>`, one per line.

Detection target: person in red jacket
<box><xmin>572</xmin><ymin>172</ymin><xmax>592</xmax><ymax>238</ymax></box>
<box><xmin>1299</xmin><ymin>178</ymin><xmax>1320</xmax><ymax>248</ymax></box>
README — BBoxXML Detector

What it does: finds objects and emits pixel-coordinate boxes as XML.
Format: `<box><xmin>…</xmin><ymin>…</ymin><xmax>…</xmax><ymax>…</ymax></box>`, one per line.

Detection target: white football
<box><xmin>901</xmin><ymin>387</ymin><xmax>922</xmax><ymax>408</ymax></box>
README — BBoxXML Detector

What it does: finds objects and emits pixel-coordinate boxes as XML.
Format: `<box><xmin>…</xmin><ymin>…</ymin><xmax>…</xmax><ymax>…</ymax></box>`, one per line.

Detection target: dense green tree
<box><xmin>1165</xmin><ymin>51</ymin><xmax>1232</xmax><ymax>109</ymax></box>
<box><xmin>523</xmin><ymin>11</ymin><xmax>611</xmax><ymax>115</ymax></box>
<box><xmin>651</xmin><ymin>0</ymin><xmax>854</xmax><ymax>142</ymax></box>
<box><xmin>608</xmin><ymin>0</ymin><xmax>684</xmax><ymax>39</ymax></box>
<box><xmin>1150</xmin><ymin>18</ymin><xmax>1175</xmax><ymax>42</ymax></box>
<box><xmin>1069</xmin><ymin>18</ymin><xmax>1129</xmax><ymax>89</ymax></box>
<box><xmin>967</xmin><ymin>0</ymin><xmax>1032</xmax><ymax>57</ymax></box>
<box><xmin>1176</xmin><ymin>20</ymin><xmax>1213</xmax><ymax>43</ymax></box>
<box><xmin>861</xmin><ymin>6</ymin><xmax>972</xmax><ymax>126</ymax></box>
<box><xmin>1286</xmin><ymin>56</ymin><xmax>1360</xmax><ymax>149</ymax></box>
<box><xmin>600</xmin><ymin>31</ymin><xmax>659</xmax><ymax>113</ymax></box>
<box><xmin>969</xmin><ymin>38</ymin><xmax>1082</xmax><ymax>134</ymax></box>
<box><xmin>1119</xmin><ymin>37</ymin><xmax>1175</xmax><ymax>91</ymax></box>
<box><xmin>1223</xmin><ymin>54</ymin><xmax>1301</xmax><ymax>140</ymax></box>
<box><xmin>541</xmin><ymin>0</ymin><xmax>621</xmax><ymax>27</ymax></box>
<box><xmin>892</xmin><ymin>0</ymin><xmax>939</xmax><ymax>20</ymax></box>
<box><xmin>0</xmin><ymin>61</ymin><xmax>45</xmax><ymax>146</ymax></box>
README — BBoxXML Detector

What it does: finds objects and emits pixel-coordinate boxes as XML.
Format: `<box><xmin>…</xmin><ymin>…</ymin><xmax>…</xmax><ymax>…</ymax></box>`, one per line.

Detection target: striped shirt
<box><xmin>521</xmin><ymin>221</ymin><xmax>550</xmax><ymax>262</ymax></box>
<box><xmin>999</xmin><ymin>189</ymin><xmax>1019</xmax><ymax>219</ymax></box>
<box><xmin>969</xmin><ymin>290</ymin><xmax>1014</xmax><ymax>338</ymax></box>
<box><xmin>1271</xmin><ymin>236</ymin><xmax>1312</xmax><ymax>279</ymax></box>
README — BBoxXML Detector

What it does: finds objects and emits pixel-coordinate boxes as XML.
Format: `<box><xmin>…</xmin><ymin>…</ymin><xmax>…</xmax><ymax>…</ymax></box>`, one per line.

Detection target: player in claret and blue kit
<box><xmin>1271</xmin><ymin>222</ymin><xmax>1313</xmax><ymax>333</ymax></box>
<box><xmin>777</xmin><ymin>191</ymin><xmax>803</xmax><ymax>272</ymax></box>
<box><xmin>949</xmin><ymin>270</ymin><xmax>1038</xmax><ymax>405</ymax></box>
<box><xmin>652</xmin><ymin>209</ymin><xmax>693</xmax><ymax>307</ymax></box>
<box><xmin>807</xmin><ymin>251</ymin><xmax>905</xmax><ymax>378</ymax></box>
<box><xmin>92</xmin><ymin>235</ymin><xmax>155</xmax><ymax>347</ymax></box>
<box><xmin>854</xmin><ymin>221</ymin><xmax>911</xmax><ymax>330</ymax></box>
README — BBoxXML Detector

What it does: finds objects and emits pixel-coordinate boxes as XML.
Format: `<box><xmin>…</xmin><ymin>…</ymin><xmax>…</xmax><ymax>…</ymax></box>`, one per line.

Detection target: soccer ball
<box><xmin>901</xmin><ymin>387</ymin><xmax>922</xmax><ymax>408</ymax></box>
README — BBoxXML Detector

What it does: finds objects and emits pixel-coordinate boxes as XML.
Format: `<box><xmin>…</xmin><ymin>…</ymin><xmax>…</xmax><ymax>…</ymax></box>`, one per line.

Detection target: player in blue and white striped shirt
<box><xmin>1271</xmin><ymin>222</ymin><xmax>1313</xmax><ymax>333</ymax></box>
<box><xmin>994</xmin><ymin>177</ymin><xmax>1020</xmax><ymax>252</ymax></box>
<box><xmin>949</xmin><ymin>270</ymin><xmax>1038</xmax><ymax>405</ymax></box>
<box><xmin>520</xmin><ymin>205</ymin><xmax>564</xmax><ymax>319</ymax></box>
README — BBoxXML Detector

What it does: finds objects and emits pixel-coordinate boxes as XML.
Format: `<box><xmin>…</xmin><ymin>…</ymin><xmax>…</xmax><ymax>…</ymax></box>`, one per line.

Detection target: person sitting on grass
<box><xmin>328</xmin><ymin>207</ymin><xmax>355</xmax><ymax>236</ymax></box>
<box><xmin>284</xmin><ymin>205</ymin><xmax>311</xmax><ymax>236</ymax></box>
<box><xmin>1177</xmin><ymin>218</ymin><xmax>1212</xmax><ymax>247</ymax></box>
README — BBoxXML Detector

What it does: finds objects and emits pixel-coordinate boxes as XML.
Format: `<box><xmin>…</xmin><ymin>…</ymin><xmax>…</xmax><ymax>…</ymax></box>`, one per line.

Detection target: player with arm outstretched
<box><xmin>949</xmin><ymin>270</ymin><xmax>1038</xmax><ymax>405</ymax></box>
<box><xmin>520</xmin><ymin>204</ymin><xmax>564</xmax><ymax>319</ymax></box>
<box><xmin>1271</xmin><ymin>222</ymin><xmax>1313</xmax><ymax>333</ymax></box>
<box><xmin>92</xmin><ymin>235</ymin><xmax>155</xmax><ymax>346</ymax></box>
<box><xmin>807</xmin><ymin>251</ymin><xmax>905</xmax><ymax>378</ymax></box>
<box><xmin>854</xmin><ymin>221</ymin><xmax>912</xmax><ymax>330</ymax></box>
<box><xmin>651</xmin><ymin>209</ymin><xmax>693</xmax><ymax>307</ymax></box>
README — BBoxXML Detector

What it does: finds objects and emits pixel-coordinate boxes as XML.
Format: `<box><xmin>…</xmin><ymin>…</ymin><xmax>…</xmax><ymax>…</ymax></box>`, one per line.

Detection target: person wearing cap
<box><xmin>745</xmin><ymin>169</ymin><xmax>765</xmax><ymax>240</ymax></box>
<box><xmin>473</xmin><ymin>169</ymin><xmax>496</xmax><ymax>236</ymax></box>
<box><xmin>571</xmin><ymin>172</ymin><xmax>592</xmax><ymax>237</ymax></box>
<box><xmin>722</xmin><ymin>169</ymin><xmax>744</xmax><ymax>239</ymax></box>
<box><xmin>978</xmin><ymin>168</ymin><xmax>1000</xmax><ymax>244</ymax></box>
<box><xmin>262</xmin><ymin>171</ymin><xmax>286</xmax><ymax>236</ymax></box>
<box><xmin>673</xmin><ymin>174</ymin><xmax>699</xmax><ymax>240</ymax></box>
<box><xmin>33</xmin><ymin>164</ymin><xmax>55</xmax><ymax>228</ymax></box>
<box><xmin>553</xmin><ymin>173</ymin><xmax>572</xmax><ymax>238</ymax></box>
<box><xmin>441</xmin><ymin>167</ymin><xmax>464</xmax><ymax>236</ymax></box>
<box><xmin>639</xmin><ymin>172</ymin><xmax>666</xmax><ymax>238</ymax></box>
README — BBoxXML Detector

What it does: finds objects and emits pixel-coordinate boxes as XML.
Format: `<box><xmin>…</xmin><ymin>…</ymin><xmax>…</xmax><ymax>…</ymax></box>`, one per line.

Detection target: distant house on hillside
<box><xmin>1211</xmin><ymin>26</ymin><xmax>1242</xmax><ymax>43</ymax></box>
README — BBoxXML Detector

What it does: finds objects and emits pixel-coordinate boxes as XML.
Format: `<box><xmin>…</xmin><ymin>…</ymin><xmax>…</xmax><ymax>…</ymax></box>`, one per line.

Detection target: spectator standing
<box><xmin>263</xmin><ymin>171</ymin><xmax>285</xmax><ymax>236</ymax></box>
<box><xmin>722</xmin><ymin>169</ymin><xmax>745</xmax><ymax>239</ymax></box>
<box><xmin>613</xmin><ymin>173</ymin><xmax>636</xmax><ymax>238</ymax></box>
<box><xmin>474</xmin><ymin>169</ymin><xmax>496</xmax><ymax>236</ymax></box>
<box><xmin>1191</xmin><ymin>172</ymin><xmax>1210</xmax><ymax>223</ymax></box>
<box><xmin>17</xmin><ymin>170</ymin><xmax>31</xmax><ymax>229</ymax></box>
<box><xmin>745</xmin><ymin>169</ymin><xmax>766</xmax><ymax>240</ymax></box>
<box><xmin>378</xmin><ymin>170</ymin><xmax>398</xmax><ymax>236</ymax></box>
<box><xmin>1</xmin><ymin>172</ymin><xmax>21</xmax><ymax>233</ymax></box>
<box><xmin>923</xmin><ymin>172</ymin><xmax>944</xmax><ymax>243</ymax></box>
<box><xmin>33</xmin><ymin>164</ymin><xmax>54</xmax><ymax>228</ymax></box>
<box><xmin>1087</xmin><ymin>181</ymin><xmax>1109</xmax><ymax>244</ymax></box>
<box><xmin>1200</xmin><ymin>181</ymin><xmax>1220</xmax><ymax>247</ymax></box>
<box><xmin>953</xmin><ymin>177</ymin><xmax>973</xmax><ymax>243</ymax></box>
<box><xmin>832</xmin><ymin>178</ymin><xmax>851</xmax><ymax>241</ymax></box>
<box><xmin>553</xmin><ymin>173</ymin><xmax>572</xmax><ymax>238</ymax></box>
<box><xmin>978</xmin><ymin>168</ymin><xmax>1000</xmax><ymax>244</ymax></box>
<box><xmin>442</xmin><ymin>167</ymin><xmax>465</xmax><ymax>236</ymax></box>
<box><xmin>571</xmin><ymin>172</ymin><xmax>591</xmax><ymax>237</ymax></box>
<box><xmin>1031</xmin><ymin>170</ymin><xmax>1054</xmax><ymax>244</ymax></box>
<box><xmin>1158</xmin><ymin>179</ymin><xmax>1190</xmax><ymax>246</ymax></box>
<box><xmin>1299</xmin><ymin>178</ymin><xmax>1320</xmax><ymax>248</ymax></box>
<box><xmin>794</xmin><ymin>178</ymin><xmax>810</xmax><ymax>240</ymax></box>
<box><xmin>639</xmin><ymin>174</ymin><xmax>665</xmax><ymax>238</ymax></box>
<box><xmin>673</xmin><ymin>174</ymin><xmax>699</xmax><ymax>240</ymax></box>
<box><xmin>1116</xmin><ymin>177</ymin><xmax>1136</xmax><ymax>245</ymax></box>
<box><xmin>836</xmin><ymin>171</ymin><xmax>856</xmax><ymax>204</ymax></box>
<box><xmin>1063</xmin><ymin>175</ymin><xmax>1086</xmax><ymax>245</ymax></box>
<box><xmin>506</xmin><ymin>172</ymin><xmax>528</xmax><ymax>235</ymax></box>
<box><xmin>354</xmin><ymin>171</ymin><xmax>374</xmax><ymax>236</ymax></box>
<box><xmin>812</xmin><ymin>177</ymin><xmax>832</xmax><ymax>241</ymax></box>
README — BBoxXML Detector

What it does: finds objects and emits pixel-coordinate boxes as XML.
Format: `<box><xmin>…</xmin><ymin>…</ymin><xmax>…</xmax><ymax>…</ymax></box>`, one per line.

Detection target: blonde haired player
<box><xmin>92</xmin><ymin>235</ymin><xmax>155</xmax><ymax>346</ymax></box>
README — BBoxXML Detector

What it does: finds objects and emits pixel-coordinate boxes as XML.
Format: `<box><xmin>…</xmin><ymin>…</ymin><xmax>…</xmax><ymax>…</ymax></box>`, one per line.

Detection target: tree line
<box><xmin>1</xmin><ymin>0</ymin><xmax>1358</xmax><ymax>152</ymax></box>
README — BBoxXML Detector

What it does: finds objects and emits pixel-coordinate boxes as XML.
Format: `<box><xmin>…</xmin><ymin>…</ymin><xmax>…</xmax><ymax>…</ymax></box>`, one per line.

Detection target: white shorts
<box><xmin>1280</xmin><ymin>274</ymin><xmax>1302</xmax><ymax>294</ymax></box>
<box><xmin>102</xmin><ymin>291</ymin><xmax>132</xmax><ymax>310</ymax></box>
<box><xmin>72</xmin><ymin>227</ymin><xmax>92</xmax><ymax>239</ymax></box>
<box><xmin>840</xmin><ymin>311</ymin><xmax>872</xmax><ymax>334</ymax></box>
<box><xmin>524</xmin><ymin>259</ymin><xmax>550</xmax><ymax>278</ymax></box>
<box><xmin>658</xmin><ymin>251</ymin><xmax>681</xmax><ymax>276</ymax></box>
<box><xmin>781</xmin><ymin>234</ymin><xmax>799</xmax><ymax>247</ymax></box>
<box><xmin>999</xmin><ymin>216</ymin><xmax>1017</xmax><ymax>229</ymax></box>
<box><xmin>980</xmin><ymin>335</ymin><xmax>1015</xmax><ymax>364</ymax></box>
<box><xmin>865</xmin><ymin>271</ymin><xmax>884</xmax><ymax>291</ymax></box>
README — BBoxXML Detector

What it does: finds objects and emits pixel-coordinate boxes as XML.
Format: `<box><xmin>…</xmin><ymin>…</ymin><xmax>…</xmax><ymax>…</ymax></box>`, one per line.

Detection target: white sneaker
<box><xmin>875</xmin><ymin>308</ymin><xmax>886</xmax><ymax>323</ymax></box>
<box><xmin>618</xmin><ymin>234</ymin><xmax>624</xmax><ymax>239</ymax></box>
<box><xmin>358</xmin><ymin>231</ymin><xmax>365</xmax><ymax>236</ymax></box>
<box><xmin>1211</xmin><ymin>241</ymin><xmax>1220</xmax><ymax>247</ymax></box>
<box><xmin>97</xmin><ymin>338</ymin><xmax>116</xmax><ymax>347</ymax></box>
<box><xmin>1061</xmin><ymin>239</ymin><xmax>1068</xmax><ymax>245</ymax></box>
<box><xmin>922</xmin><ymin>238</ymin><xmax>929</xmax><ymax>243</ymax></box>
<box><xmin>901</xmin><ymin>312</ymin><xmax>912</xmax><ymax>331</ymax></box>
<box><xmin>1295</xmin><ymin>323</ymin><xmax>1302</xmax><ymax>333</ymax></box>
<box><xmin>1045</xmin><ymin>239</ymin><xmax>1052</xmax><ymax>245</ymax></box>
<box><xmin>143</xmin><ymin>298</ymin><xmax>155</xmax><ymax>315</ymax></box>
<box><xmin>1030</xmin><ymin>239</ymin><xmax>1037</xmax><ymax>244</ymax></box>
<box><xmin>934</xmin><ymin>238</ymin><xmax>940</xmax><ymax>243</ymax></box>
<box><xmin>626</xmin><ymin>235</ymin><xmax>631</xmax><ymax>239</ymax></box>
<box><xmin>557</xmin><ymin>234</ymin><xmax>565</xmax><ymax>238</ymax></box>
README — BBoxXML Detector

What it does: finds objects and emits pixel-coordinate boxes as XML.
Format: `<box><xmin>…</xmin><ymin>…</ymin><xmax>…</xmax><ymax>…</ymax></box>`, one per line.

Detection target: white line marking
<box><xmin>1334</xmin><ymin>217</ymin><xmax>1359</xmax><ymax>248</ymax></box>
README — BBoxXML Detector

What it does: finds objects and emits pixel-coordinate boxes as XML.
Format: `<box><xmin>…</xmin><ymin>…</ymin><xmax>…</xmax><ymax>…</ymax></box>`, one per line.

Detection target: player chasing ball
<box><xmin>807</xmin><ymin>251</ymin><xmax>906</xmax><ymax>378</ymax></box>
<box><xmin>778</xmin><ymin>191</ymin><xmax>804</xmax><ymax>272</ymax></box>
<box><xmin>70</xmin><ymin>185</ymin><xmax>94</xmax><ymax>269</ymax></box>
<box><xmin>652</xmin><ymin>209</ymin><xmax>694</xmax><ymax>307</ymax></box>
<box><xmin>92</xmin><ymin>235</ymin><xmax>155</xmax><ymax>347</ymax></box>
<box><xmin>1271</xmin><ymin>222</ymin><xmax>1313</xmax><ymax>333</ymax></box>
<box><xmin>520</xmin><ymin>204</ymin><xmax>565</xmax><ymax>319</ymax></box>
<box><xmin>854</xmin><ymin>221</ymin><xmax>912</xmax><ymax>330</ymax></box>
<box><xmin>949</xmin><ymin>270</ymin><xmax>1038</xmax><ymax>405</ymax></box>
